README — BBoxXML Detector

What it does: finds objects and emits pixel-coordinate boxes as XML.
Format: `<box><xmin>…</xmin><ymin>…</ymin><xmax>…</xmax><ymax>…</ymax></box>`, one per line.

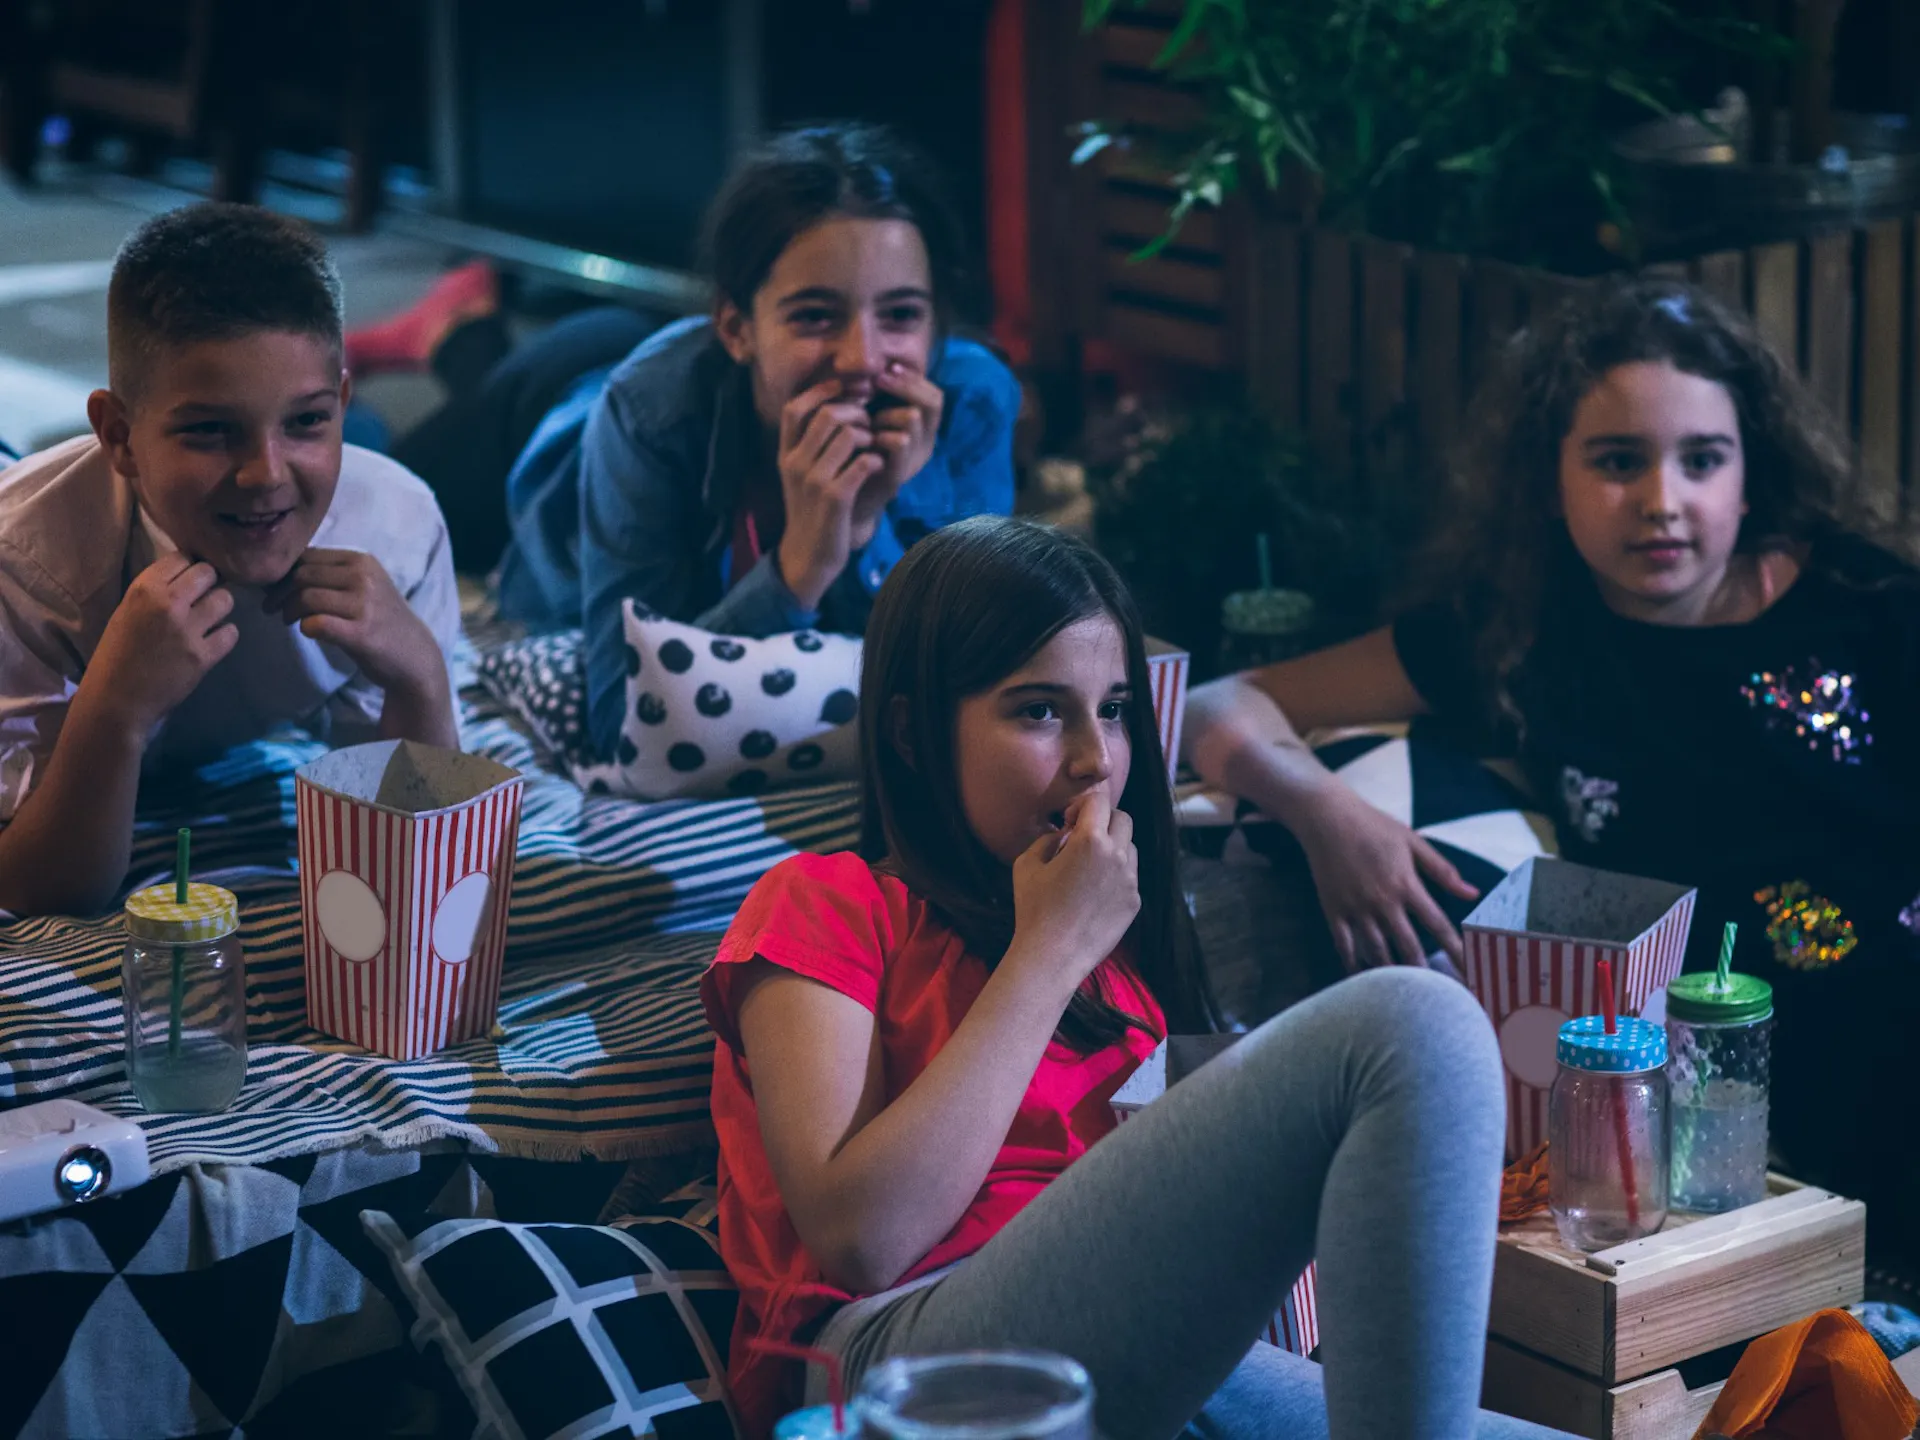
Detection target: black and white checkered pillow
<box><xmin>476</xmin><ymin>629</ymin><xmax>594</xmax><ymax>766</ymax></box>
<box><xmin>363</xmin><ymin>1191</ymin><xmax>741</xmax><ymax>1439</ymax></box>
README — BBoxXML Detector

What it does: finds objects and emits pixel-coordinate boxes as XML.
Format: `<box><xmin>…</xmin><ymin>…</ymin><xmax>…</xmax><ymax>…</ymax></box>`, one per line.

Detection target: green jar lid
<box><xmin>1221</xmin><ymin>587</ymin><xmax>1316</xmax><ymax>637</ymax></box>
<box><xmin>1666</xmin><ymin>971</ymin><xmax>1773</xmax><ymax>1025</ymax></box>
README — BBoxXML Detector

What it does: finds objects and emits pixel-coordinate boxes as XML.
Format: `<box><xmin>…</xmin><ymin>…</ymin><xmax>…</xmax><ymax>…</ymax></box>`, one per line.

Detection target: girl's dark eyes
<box><xmin>789</xmin><ymin>308</ymin><xmax>838</xmax><ymax>330</ymax></box>
<box><xmin>1017</xmin><ymin>699</ymin><xmax>1129</xmax><ymax>723</ymax></box>
<box><xmin>1680</xmin><ymin>447</ymin><xmax>1726</xmax><ymax>477</ymax></box>
<box><xmin>1591</xmin><ymin>449</ymin><xmax>1644</xmax><ymax>478</ymax></box>
<box><xmin>881</xmin><ymin>304</ymin><xmax>929</xmax><ymax>328</ymax></box>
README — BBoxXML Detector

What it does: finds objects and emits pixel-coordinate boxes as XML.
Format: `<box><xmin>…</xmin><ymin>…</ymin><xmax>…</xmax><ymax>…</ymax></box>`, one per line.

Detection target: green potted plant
<box><xmin>1075</xmin><ymin>0</ymin><xmax>1776</xmax><ymax>272</ymax></box>
<box><xmin>1086</xmin><ymin>396</ymin><xmax>1391</xmax><ymax>679</ymax></box>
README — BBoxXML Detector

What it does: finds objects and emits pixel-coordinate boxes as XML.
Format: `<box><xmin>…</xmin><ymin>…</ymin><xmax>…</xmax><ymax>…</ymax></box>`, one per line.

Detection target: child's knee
<box><xmin>1344</xmin><ymin>967</ymin><xmax>1501</xmax><ymax>1093</ymax></box>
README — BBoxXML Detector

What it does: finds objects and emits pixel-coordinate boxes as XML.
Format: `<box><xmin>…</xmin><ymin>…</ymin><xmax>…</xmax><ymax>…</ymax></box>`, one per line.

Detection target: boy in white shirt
<box><xmin>0</xmin><ymin>203</ymin><xmax>459</xmax><ymax>916</ymax></box>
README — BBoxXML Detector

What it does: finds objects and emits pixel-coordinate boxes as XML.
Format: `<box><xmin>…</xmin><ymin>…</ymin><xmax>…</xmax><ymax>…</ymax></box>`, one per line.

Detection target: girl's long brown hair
<box><xmin>858</xmin><ymin>516</ymin><xmax>1220</xmax><ymax>1051</ymax></box>
<box><xmin>1420</xmin><ymin>275</ymin><xmax>1917</xmax><ymax>727</ymax></box>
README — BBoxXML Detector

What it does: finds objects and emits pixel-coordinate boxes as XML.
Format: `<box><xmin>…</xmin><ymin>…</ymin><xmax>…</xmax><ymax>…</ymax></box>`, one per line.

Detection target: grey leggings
<box><xmin>812</xmin><ymin>967</ymin><xmax>1574</xmax><ymax>1440</ymax></box>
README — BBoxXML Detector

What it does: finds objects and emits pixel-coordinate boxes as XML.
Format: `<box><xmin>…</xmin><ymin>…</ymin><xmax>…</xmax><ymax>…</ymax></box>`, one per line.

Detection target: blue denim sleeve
<box><xmin>578</xmin><ymin>388</ymin><xmax>705</xmax><ymax>755</ymax></box>
<box><xmin>939</xmin><ymin>345</ymin><xmax>1020</xmax><ymax>524</ymax></box>
<box><xmin>694</xmin><ymin>552</ymin><xmax>820</xmax><ymax>636</ymax></box>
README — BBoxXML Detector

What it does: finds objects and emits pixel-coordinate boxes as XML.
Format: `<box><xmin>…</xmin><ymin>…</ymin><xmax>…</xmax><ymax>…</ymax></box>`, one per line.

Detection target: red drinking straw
<box><xmin>1595</xmin><ymin>959</ymin><xmax>1642</xmax><ymax>1230</ymax></box>
<box><xmin>749</xmin><ymin>1338</ymin><xmax>847</xmax><ymax>1433</ymax></box>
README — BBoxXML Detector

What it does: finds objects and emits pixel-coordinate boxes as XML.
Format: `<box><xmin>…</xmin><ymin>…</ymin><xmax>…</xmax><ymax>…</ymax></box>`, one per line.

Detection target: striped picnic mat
<box><xmin>0</xmin><ymin>686</ymin><xmax>859</xmax><ymax>1172</ymax></box>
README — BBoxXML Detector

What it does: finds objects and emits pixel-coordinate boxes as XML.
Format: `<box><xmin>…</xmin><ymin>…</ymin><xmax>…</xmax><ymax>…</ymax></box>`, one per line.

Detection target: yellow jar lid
<box><xmin>124</xmin><ymin>883</ymin><xmax>238</xmax><ymax>944</ymax></box>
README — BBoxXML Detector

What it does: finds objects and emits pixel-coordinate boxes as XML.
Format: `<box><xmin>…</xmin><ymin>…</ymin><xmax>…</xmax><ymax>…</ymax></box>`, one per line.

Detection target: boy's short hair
<box><xmin>107</xmin><ymin>202</ymin><xmax>344</xmax><ymax>402</ymax></box>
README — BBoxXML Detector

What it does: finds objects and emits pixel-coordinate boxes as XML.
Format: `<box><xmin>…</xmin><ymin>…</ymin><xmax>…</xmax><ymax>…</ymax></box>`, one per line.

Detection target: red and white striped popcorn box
<box><xmin>1460</xmin><ymin>857</ymin><xmax>1695</xmax><ymax>1161</ymax></box>
<box><xmin>1146</xmin><ymin>639</ymin><xmax>1190</xmax><ymax>786</ymax></box>
<box><xmin>1110</xmin><ymin>1039</ymin><xmax>1321</xmax><ymax>1358</ymax></box>
<box><xmin>296</xmin><ymin>741</ymin><xmax>524</xmax><ymax>1061</ymax></box>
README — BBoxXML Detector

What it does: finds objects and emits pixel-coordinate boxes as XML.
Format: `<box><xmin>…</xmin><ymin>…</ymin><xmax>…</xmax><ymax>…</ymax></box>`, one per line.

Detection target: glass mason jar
<box><xmin>1549</xmin><ymin>1015</ymin><xmax>1669</xmax><ymax>1252</ymax></box>
<box><xmin>1665</xmin><ymin>971</ymin><xmax>1774</xmax><ymax>1213</ymax></box>
<box><xmin>122</xmin><ymin>883</ymin><xmax>247</xmax><ymax>1114</ymax></box>
<box><xmin>856</xmin><ymin>1352</ymin><xmax>1094</xmax><ymax>1440</ymax></box>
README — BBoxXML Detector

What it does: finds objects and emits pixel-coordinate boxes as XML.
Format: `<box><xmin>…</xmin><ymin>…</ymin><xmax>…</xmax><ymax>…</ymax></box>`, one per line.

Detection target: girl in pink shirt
<box><xmin>703</xmin><ymin>516</ymin><xmax>1570</xmax><ymax>1440</ymax></box>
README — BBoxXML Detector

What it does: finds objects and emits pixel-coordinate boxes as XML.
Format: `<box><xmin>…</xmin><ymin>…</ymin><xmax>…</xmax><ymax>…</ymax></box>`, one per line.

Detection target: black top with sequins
<box><xmin>1395</xmin><ymin>546</ymin><xmax>1920</xmax><ymax>1208</ymax></box>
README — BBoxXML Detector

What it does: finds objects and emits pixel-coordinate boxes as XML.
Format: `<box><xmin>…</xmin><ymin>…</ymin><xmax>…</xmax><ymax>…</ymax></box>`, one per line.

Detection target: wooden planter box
<box><xmin>1026</xmin><ymin>1</ymin><xmax>1920</xmax><ymax>526</ymax></box>
<box><xmin>1481</xmin><ymin>1176</ymin><xmax>1867</xmax><ymax>1440</ymax></box>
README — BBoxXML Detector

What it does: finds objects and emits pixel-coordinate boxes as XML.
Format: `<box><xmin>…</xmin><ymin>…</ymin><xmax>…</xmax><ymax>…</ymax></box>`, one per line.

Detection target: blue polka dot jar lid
<box><xmin>1556</xmin><ymin>1014</ymin><xmax>1667</xmax><ymax>1074</ymax></box>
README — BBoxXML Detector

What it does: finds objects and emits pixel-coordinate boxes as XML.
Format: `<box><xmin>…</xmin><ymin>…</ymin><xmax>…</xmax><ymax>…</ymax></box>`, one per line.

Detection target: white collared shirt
<box><xmin>0</xmin><ymin>436</ymin><xmax>459</xmax><ymax>819</ymax></box>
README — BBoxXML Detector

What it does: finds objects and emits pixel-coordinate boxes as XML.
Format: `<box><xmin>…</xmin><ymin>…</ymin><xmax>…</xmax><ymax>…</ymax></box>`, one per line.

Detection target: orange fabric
<box><xmin>1500</xmin><ymin>1141</ymin><xmax>1551</xmax><ymax>1224</ymax></box>
<box><xmin>1694</xmin><ymin>1308</ymin><xmax>1919</xmax><ymax>1440</ymax></box>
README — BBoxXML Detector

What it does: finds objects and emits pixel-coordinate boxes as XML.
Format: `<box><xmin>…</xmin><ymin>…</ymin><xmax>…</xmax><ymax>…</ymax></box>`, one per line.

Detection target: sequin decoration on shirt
<box><xmin>1559</xmin><ymin>766</ymin><xmax>1621</xmax><ymax>843</ymax></box>
<box><xmin>1755</xmin><ymin>881</ymin><xmax>1858</xmax><ymax>970</ymax></box>
<box><xmin>1740</xmin><ymin>662</ymin><xmax>1872</xmax><ymax>763</ymax></box>
<box><xmin>1900</xmin><ymin>890</ymin><xmax>1920</xmax><ymax>937</ymax></box>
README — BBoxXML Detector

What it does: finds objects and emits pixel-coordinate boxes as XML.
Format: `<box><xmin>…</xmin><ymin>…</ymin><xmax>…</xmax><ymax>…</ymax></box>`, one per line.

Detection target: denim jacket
<box><xmin>497</xmin><ymin>316</ymin><xmax>1019</xmax><ymax>755</ymax></box>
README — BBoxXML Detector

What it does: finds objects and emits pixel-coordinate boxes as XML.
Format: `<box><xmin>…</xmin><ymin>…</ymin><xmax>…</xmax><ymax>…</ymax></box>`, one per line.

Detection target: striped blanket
<box><xmin>0</xmin><ymin>679</ymin><xmax>859</xmax><ymax>1173</ymax></box>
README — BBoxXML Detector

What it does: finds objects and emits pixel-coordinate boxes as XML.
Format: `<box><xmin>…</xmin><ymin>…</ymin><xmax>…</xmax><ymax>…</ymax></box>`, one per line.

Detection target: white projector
<box><xmin>0</xmin><ymin>1099</ymin><xmax>151</xmax><ymax>1223</ymax></box>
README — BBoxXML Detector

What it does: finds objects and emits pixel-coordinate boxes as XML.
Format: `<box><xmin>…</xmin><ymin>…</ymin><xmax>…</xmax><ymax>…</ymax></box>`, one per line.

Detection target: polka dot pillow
<box><xmin>572</xmin><ymin>601</ymin><xmax>862</xmax><ymax>801</ymax></box>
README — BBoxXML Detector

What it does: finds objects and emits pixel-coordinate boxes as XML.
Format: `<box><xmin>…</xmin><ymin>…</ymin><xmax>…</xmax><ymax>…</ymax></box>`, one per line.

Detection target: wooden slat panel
<box><xmin>1469</xmin><ymin>261</ymin><xmax>1528</xmax><ymax>393</ymax></box>
<box><xmin>1910</xmin><ymin>221</ymin><xmax>1920</xmax><ymax>510</ymax></box>
<box><xmin>1218</xmin><ymin>193</ymin><xmax>1253</xmax><ymax>373</ymax></box>
<box><xmin>1359</xmin><ymin>238</ymin><xmax>1412</xmax><ymax>498</ymax></box>
<box><xmin>1522</xmin><ymin>270</ymin><xmax>1585</xmax><ymax>326</ymax></box>
<box><xmin>1098</xmin><ymin>147</ymin><xmax>1186</xmax><ymax>188</ymax></box>
<box><xmin>1100</xmin><ymin>21</ymin><xmax>1176</xmax><ymax>72</ymax></box>
<box><xmin>1099</xmin><ymin>189</ymin><xmax>1222</xmax><ymax>252</ymax></box>
<box><xmin>48</xmin><ymin>65</ymin><xmax>196</xmax><ymax>137</ymax></box>
<box><xmin>1246</xmin><ymin>218</ymin><xmax>1303</xmax><ymax>427</ymax></box>
<box><xmin>1021</xmin><ymin>0</ymin><xmax>1080</xmax><ymax>371</ymax></box>
<box><xmin>1858</xmin><ymin>220</ymin><xmax>1904</xmax><ymax>509</ymax></box>
<box><xmin>1692</xmin><ymin>251</ymin><xmax>1746</xmax><ymax>311</ymax></box>
<box><xmin>1308</xmin><ymin>230</ymin><xmax>1356</xmax><ymax>483</ymax></box>
<box><xmin>1063</xmin><ymin>4</ymin><xmax>1110</xmax><ymax>340</ymax></box>
<box><xmin>1804</xmin><ymin>231</ymin><xmax>1855</xmax><ymax>426</ymax></box>
<box><xmin>1413</xmin><ymin>252</ymin><xmax>1468</xmax><ymax>479</ymax></box>
<box><xmin>1103</xmin><ymin>247</ymin><xmax>1225</xmax><ymax>309</ymax></box>
<box><xmin>1750</xmin><ymin>242</ymin><xmax>1801</xmax><ymax>371</ymax></box>
<box><xmin>1101</xmin><ymin>78</ymin><xmax>1206</xmax><ymax>132</ymax></box>
<box><xmin>1104</xmin><ymin>303</ymin><xmax>1226</xmax><ymax>368</ymax></box>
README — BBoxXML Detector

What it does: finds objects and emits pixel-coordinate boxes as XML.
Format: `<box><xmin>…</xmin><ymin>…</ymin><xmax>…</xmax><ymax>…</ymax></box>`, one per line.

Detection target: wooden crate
<box><xmin>1482</xmin><ymin>1176</ymin><xmax>1867</xmax><ymax>1439</ymax></box>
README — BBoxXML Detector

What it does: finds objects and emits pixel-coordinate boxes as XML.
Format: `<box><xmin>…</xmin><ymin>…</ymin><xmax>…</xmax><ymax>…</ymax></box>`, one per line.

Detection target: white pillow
<box><xmin>572</xmin><ymin>602</ymin><xmax>862</xmax><ymax>800</ymax></box>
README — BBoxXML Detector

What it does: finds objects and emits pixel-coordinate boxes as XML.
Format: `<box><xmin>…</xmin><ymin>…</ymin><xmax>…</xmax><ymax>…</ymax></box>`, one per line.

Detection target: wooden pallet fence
<box><xmin>1036</xmin><ymin>2</ymin><xmax>1919</xmax><ymax>517</ymax></box>
<box><xmin>1087</xmin><ymin>209</ymin><xmax>1920</xmax><ymax>518</ymax></box>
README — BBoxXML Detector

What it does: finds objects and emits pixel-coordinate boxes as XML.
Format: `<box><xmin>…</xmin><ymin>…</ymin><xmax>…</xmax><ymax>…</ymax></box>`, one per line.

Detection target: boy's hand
<box><xmin>264</xmin><ymin>549</ymin><xmax>442</xmax><ymax>696</ymax></box>
<box><xmin>90</xmin><ymin>556</ymin><xmax>239</xmax><ymax>735</ymax></box>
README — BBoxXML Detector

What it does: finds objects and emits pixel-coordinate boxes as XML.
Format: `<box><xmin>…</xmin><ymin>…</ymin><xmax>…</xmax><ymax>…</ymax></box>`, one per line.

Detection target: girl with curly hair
<box><xmin>1185</xmin><ymin>277</ymin><xmax>1920</xmax><ymax>1262</ymax></box>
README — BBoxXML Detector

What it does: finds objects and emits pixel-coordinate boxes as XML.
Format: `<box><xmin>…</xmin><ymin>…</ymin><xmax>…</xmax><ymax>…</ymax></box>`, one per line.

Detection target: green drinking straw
<box><xmin>168</xmin><ymin>828</ymin><xmax>190</xmax><ymax>1057</ymax></box>
<box><xmin>1256</xmin><ymin>533</ymin><xmax>1273</xmax><ymax>592</ymax></box>
<box><xmin>1715</xmin><ymin>921</ymin><xmax>1738</xmax><ymax>992</ymax></box>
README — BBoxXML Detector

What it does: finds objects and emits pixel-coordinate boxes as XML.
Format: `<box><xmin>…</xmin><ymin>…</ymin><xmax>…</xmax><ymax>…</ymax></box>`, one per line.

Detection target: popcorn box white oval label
<box><xmin>296</xmin><ymin>740</ymin><xmax>524</xmax><ymax>1060</ymax></box>
<box><xmin>1461</xmin><ymin>857</ymin><xmax>1695</xmax><ymax>1162</ymax></box>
